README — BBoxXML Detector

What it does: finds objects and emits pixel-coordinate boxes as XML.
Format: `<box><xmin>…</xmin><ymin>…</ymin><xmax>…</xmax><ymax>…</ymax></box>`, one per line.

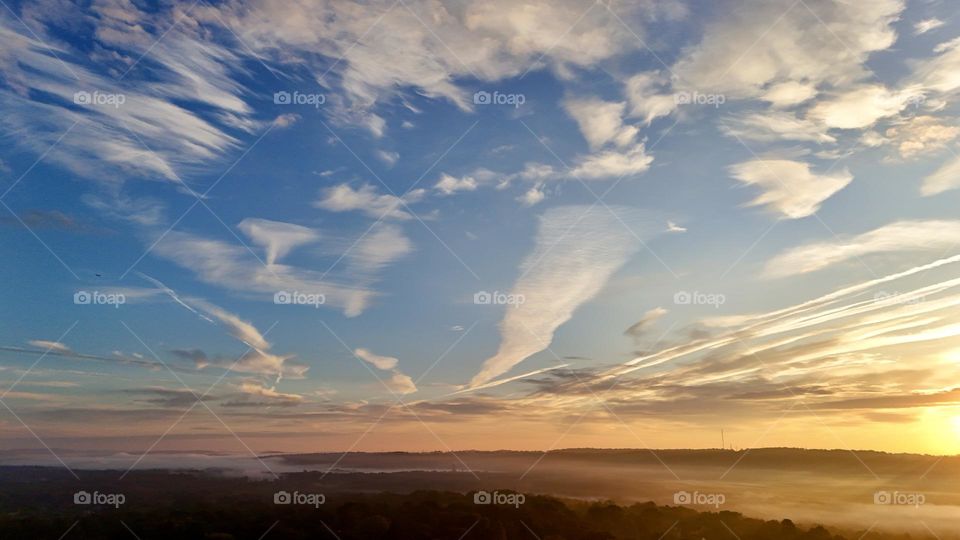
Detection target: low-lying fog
<box><xmin>3</xmin><ymin>448</ymin><xmax>956</xmax><ymax>535</ymax></box>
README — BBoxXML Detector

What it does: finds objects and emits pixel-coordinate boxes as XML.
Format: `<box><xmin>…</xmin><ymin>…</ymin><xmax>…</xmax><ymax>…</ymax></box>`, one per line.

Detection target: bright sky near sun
<box><xmin>2</xmin><ymin>0</ymin><xmax>960</xmax><ymax>456</ymax></box>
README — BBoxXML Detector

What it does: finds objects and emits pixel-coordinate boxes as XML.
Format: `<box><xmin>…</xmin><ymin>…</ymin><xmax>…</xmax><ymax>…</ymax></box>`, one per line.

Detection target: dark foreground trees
<box><xmin>0</xmin><ymin>489</ymin><xmax>920</xmax><ymax>540</ymax></box>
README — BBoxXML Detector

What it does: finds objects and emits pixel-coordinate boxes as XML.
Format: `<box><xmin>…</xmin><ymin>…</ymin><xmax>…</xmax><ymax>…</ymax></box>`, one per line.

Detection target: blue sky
<box><xmin>2</xmin><ymin>0</ymin><xmax>960</xmax><ymax>457</ymax></box>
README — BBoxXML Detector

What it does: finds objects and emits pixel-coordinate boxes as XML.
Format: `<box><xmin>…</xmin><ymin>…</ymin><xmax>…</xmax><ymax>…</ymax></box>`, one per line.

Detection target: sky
<box><xmin>2</xmin><ymin>0</ymin><xmax>960</xmax><ymax>462</ymax></box>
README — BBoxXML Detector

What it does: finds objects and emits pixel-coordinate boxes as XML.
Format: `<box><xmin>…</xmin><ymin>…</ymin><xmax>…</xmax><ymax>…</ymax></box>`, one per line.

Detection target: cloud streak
<box><xmin>728</xmin><ymin>159</ymin><xmax>852</xmax><ymax>219</ymax></box>
<box><xmin>470</xmin><ymin>205</ymin><xmax>658</xmax><ymax>387</ymax></box>
<box><xmin>764</xmin><ymin>220</ymin><xmax>960</xmax><ymax>278</ymax></box>
<box><xmin>355</xmin><ymin>348</ymin><xmax>417</xmax><ymax>395</ymax></box>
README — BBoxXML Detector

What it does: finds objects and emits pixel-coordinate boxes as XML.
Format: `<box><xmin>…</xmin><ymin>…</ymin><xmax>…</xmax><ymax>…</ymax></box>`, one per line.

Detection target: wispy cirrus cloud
<box><xmin>0</xmin><ymin>4</ymin><xmax>253</xmax><ymax>186</ymax></box>
<box><xmin>922</xmin><ymin>155</ymin><xmax>960</xmax><ymax>196</ymax></box>
<box><xmin>764</xmin><ymin>220</ymin><xmax>960</xmax><ymax>278</ymax></box>
<box><xmin>470</xmin><ymin>205</ymin><xmax>659</xmax><ymax>387</ymax></box>
<box><xmin>237</xmin><ymin>218</ymin><xmax>320</xmax><ymax>266</ymax></box>
<box><xmin>345</xmin><ymin>223</ymin><xmax>414</xmax><ymax>278</ymax></box>
<box><xmin>151</xmin><ymin>229</ymin><xmax>374</xmax><ymax>317</ymax></box>
<box><xmin>914</xmin><ymin>18</ymin><xmax>945</xmax><ymax>35</ymax></box>
<box><xmin>221</xmin><ymin>0</ymin><xmax>683</xmax><ymax>133</ymax></box>
<box><xmin>491</xmin><ymin>255</ymin><xmax>960</xmax><ymax>429</ymax></box>
<box><xmin>624</xmin><ymin>307</ymin><xmax>668</xmax><ymax>341</ymax></box>
<box><xmin>720</xmin><ymin>111</ymin><xmax>835</xmax><ymax>144</ymax></box>
<box><xmin>673</xmin><ymin>0</ymin><xmax>903</xmax><ymax>100</ymax></box>
<box><xmin>141</xmin><ymin>273</ymin><xmax>308</xmax><ymax>382</ymax></box>
<box><xmin>563</xmin><ymin>98</ymin><xmax>639</xmax><ymax>150</ymax></box>
<box><xmin>728</xmin><ymin>159</ymin><xmax>852</xmax><ymax>219</ymax></box>
<box><xmin>26</xmin><ymin>340</ymin><xmax>72</xmax><ymax>355</ymax></box>
<box><xmin>314</xmin><ymin>183</ymin><xmax>425</xmax><ymax>220</ymax></box>
<box><xmin>355</xmin><ymin>348</ymin><xmax>417</xmax><ymax>395</ymax></box>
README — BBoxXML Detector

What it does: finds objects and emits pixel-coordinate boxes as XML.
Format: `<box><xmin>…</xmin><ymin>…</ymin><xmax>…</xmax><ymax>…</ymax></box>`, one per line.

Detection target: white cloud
<box><xmin>188</xmin><ymin>297</ymin><xmax>271</xmax><ymax>352</ymax></box>
<box><xmin>624</xmin><ymin>307</ymin><xmax>668</xmax><ymax>339</ymax></box>
<box><xmin>599</xmin><ymin>254</ymin><xmax>960</xmax><ymax>424</ymax></box>
<box><xmin>376</xmin><ymin>150</ymin><xmax>399</xmax><ymax>166</ymax></box>
<box><xmin>152</xmin><ymin>230</ymin><xmax>375</xmax><ymax>317</ymax></box>
<box><xmin>559</xmin><ymin>96</ymin><xmax>653</xmax><ymax>181</ymax></box>
<box><xmin>236</xmin><ymin>381</ymin><xmax>303</xmax><ymax>403</ymax></box>
<box><xmin>434</xmin><ymin>173</ymin><xmax>479</xmax><ymax>196</ymax></box>
<box><xmin>0</xmin><ymin>6</ymin><xmax>251</xmax><ymax>185</ymax></box>
<box><xmin>27</xmin><ymin>340</ymin><xmax>72</xmax><ymax>354</ymax></box>
<box><xmin>219</xmin><ymin>349</ymin><xmax>307</xmax><ymax>380</ymax></box>
<box><xmin>666</xmin><ymin>221</ymin><xmax>686</xmax><ymax>233</ymax></box>
<box><xmin>458</xmin><ymin>140</ymin><xmax>652</xmax><ymax>204</ymax></box>
<box><xmin>355</xmin><ymin>348</ymin><xmax>399</xmax><ymax>370</ymax></box>
<box><xmin>764</xmin><ymin>220</ymin><xmax>960</xmax><ymax>278</ymax></box>
<box><xmin>314</xmin><ymin>184</ymin><xmax>424</xmax><ymax>220</ymax></box>
<box><xmin>137</xmin><ymin>273</ymin><xmax>214</xmax><ymax>324</ymax></box>
<box><xmin>140</xmin><ymin>275</ymin><xmax>308</xmax><ymax>381</ymax></box>
<box><xmin>673</xmin><ymin>0</ymin><xmax>903</xmax><ymax>99</ymax></box>
<box><xmin>564</xmin><ymin>98</ymin><xmax>638</xmax><ymax>150</ymax></box>
<box><xmin>882</xmin><ymin>115</ymin><xmax>960</xmax><ymax>159</ymax></box>
<box><xmin>807</xmin><ymin>85</ymin><xmax>919</xmax><ymax>129</ymax></box>
<box><xmin>272</xmin><ymin>113</ymin><xmax>300</xmax><ymax>128</ymax></box>
<box><xmin>346</xmin><ymin>223</ymin><xmax>414</xmax><ymax>276</ymax></box>
<box><xmin>469</xmin><ymin>205</ymin><xmax>656</xmax><ymax>387</ymax></box>
<box><xmin>914</xmin><ymin>18</ymin><xmax>945</xmax><ymax>35</ymax></box>
<box><xmin>922</xmin><ymin>155</ymin><xmax>960</xmax><ymax>196</ymax></box>
<box><xmin>237</xmin><ymin>218</ymin><xmax>320</xmax><ymax>265</ymax></box>
<box><xmin>386</xmin><ymin>371</ymin><xmax>418</xmax><ymax>395</ymax></box>
<box><xmin>624</xmin><ymin>72</ymin><xmax>677</xmax><ymax>125</ymax></box>
<box><xmin>728</xmin><ymin>159</ymin><xmax>853</xmax><ymax>219</ymax></box>
<box><xmin>568</xmin><ymin>142</ymin><xmax>653</xmax><ymax>180</ymax></box>
<box><xmin>517</xmin><ymin>183</ymin><xmax>546</xmax><ymax>207</ymax></box>
<box><xmin>721</xmin><ymin>111</ymin><xmax>835</xmax><ymax>143</ymax></box>
<box><xmin>83</xmin><ymin>193</ymin><xmax>166</xmax><ymax>227</ymax></box>
<box><xmin>761</xmin><ymin>81</ymin><xmax>817</xmax><ymax>107</ymax></box>
<box><xmin>911</xmin><ymin>37</ymin><xmax>960</xmax><ymax>94</ymax></box>
<box><xmin>222</xmin><ymin>0</ymin><xmax>680</xmax><ymax>129</ymax></box>
<box><xmin>354</xmin><ymin>347</ymin><xmax>417</xmax><ymax>394</ymax></box>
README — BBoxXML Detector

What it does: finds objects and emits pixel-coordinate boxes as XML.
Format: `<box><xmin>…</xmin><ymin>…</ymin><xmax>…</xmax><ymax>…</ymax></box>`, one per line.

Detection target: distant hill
<box><xmin>274</xmin><ymin>446</ymin><xmax>959</xmax><ymax>475</ymax></box>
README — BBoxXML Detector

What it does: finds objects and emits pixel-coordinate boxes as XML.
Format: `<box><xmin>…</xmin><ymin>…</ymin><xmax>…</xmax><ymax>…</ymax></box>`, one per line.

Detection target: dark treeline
<box><xmin>0</xmin><ymin>468</ymin><xmax>929</xmax><ymax>540</ymax></box>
